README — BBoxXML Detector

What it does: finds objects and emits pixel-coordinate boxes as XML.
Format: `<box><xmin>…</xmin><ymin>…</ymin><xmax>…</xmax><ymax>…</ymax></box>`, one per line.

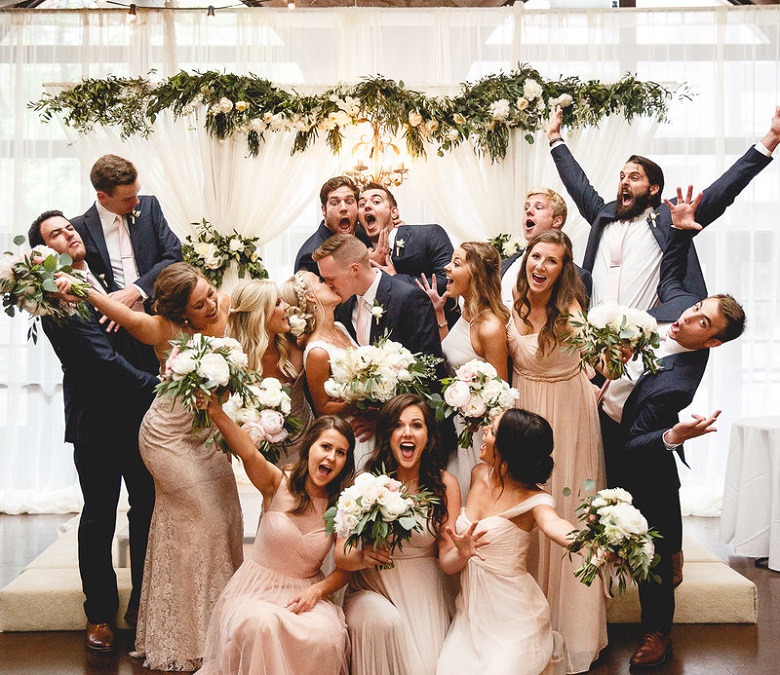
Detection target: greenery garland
<box><xmin>31</xmin><ymin>66</ymin><xmax>686</xmax><ymax>162</ymax></box>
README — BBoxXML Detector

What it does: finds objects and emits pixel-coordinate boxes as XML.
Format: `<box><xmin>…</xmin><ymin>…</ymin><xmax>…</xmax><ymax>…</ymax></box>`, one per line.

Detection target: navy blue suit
<box><xmin>499</xmin><ymin>249</ymin><xmax>593</xmax><ymax>303</ymax></box>
<box><xmin>600</xmin><ymin>226</ymin><xmax>710</xmax><ymax>635</ymax></box>
<box><xmin>551</xmin><ymin>142</ymin><xmax>772</xmax><ymax>305</ymax></box>
<box><xmin>42</xmin><ymin>294</ymin><xmax>158</xmax><ymax>624</ymax></box>
<box><xmin>70</xmin><ymin>195</ymin><xmax>182</xmax><ymax>299</ymax></box>
<box><xmin>334</xmin><ymin>271</ymin><xmax>443</xmax><ymax>361</ymax></box>
<box><xmin>294</xmin><ymin>222</ymin><xmax>371</xmax><ymax>274</ymax></box>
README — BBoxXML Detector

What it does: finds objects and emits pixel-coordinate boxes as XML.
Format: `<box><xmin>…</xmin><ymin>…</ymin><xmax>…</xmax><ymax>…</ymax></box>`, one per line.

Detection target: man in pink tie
<box><xmin>28</xmin><ymin>211</ymin><xmax>158</xmax><ymax>654</ymax></box>
<box><xmin>70</xmin><ymin>154</ymin><xmax>182</xmax><ymax>313</ymax></box>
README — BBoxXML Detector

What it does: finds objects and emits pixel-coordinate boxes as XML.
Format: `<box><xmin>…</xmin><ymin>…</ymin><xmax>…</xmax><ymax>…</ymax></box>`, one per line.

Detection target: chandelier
<box><xmin>343</xmin><ymin>121</ymin><xmax>409</xmax><ymax>190</ymax></box>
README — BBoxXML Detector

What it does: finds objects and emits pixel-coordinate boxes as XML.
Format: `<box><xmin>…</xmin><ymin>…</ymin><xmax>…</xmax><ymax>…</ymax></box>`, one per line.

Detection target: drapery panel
<box><xmin>1</xmin><ymin>6</ymin><xmax>779</xmax><ymax>514</ymax></box>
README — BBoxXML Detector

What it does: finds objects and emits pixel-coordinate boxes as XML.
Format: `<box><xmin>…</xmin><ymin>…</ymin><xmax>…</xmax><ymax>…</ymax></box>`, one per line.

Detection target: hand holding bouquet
<box><xmin>324</xmin><ymin>335</ymin><xmax>441</xmax><ymax>410</ymax></box>
<box><xmin>324</xmin><ymin>472</ymin><xmax>438</xmax><ymax>570</ymax></box>
<box><xmin>566</xmin><ymin>486</ymin><xmax>661</xmax><ymax>596</ymax></box>
<box><xmin>438</xmin><ymin>359</ymin><xmax>519</xmax><ymax>449</ymax></box>
<box><xmin>1</xmin><ymin>236</ymin><xmax>91</xmax><ymax>342</ymax></box>
<box><xmin>156</xmin><ymin>333</ymin><xmax>258</xmax><ymax>429</ymax></box>
<box><xmin>218</xmin><ymin>377</ymin><xmax>301</xmax><ymax>463</ymax></box>
<box><xmin>564</xmin><ymin>303</ymin><xmax>662</xmax><ymax>380</ymax></box>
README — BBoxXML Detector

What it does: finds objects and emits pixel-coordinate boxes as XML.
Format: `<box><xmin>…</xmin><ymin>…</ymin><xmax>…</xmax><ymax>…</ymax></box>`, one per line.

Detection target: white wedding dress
<box><xmin>303</xmin><ymin>322</ymin><xmax>375</xmax><ymax>470</ymax></box>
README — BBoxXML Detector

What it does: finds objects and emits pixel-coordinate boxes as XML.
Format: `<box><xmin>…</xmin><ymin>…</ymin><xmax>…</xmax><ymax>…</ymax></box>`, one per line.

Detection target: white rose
<box><xmin>397</xmin><ymin>369</ymin><xmax>413</xmax><ymax>383</ymax></box>
<box><xmin>516</xmin><ymin>97</ymin><xmax>529</xmax><ymax>111</ymax></box>
<box><xmin>324</xmin><ymin>379</ymin><xmax>342</xmax><ymax>399</ymax></box>
<box><xmin>488</xmin><ymin>98</ymin><xmax>511</xmax><ymax>122</ymax></box>
<box><xmin>497</xmin><ymin>387</ymin><xmax>519</xmax><ymax>409</ymax></box>
<box><xmin>257</xmin><ymin>386</ymin><xmax>284</xmax><ymax>409</ymax></box>
<box><xmin>197</xmin><ymin>353</ymin><xmax>230</xmax><ymax>386</ymax></box>
<box><xmin>371</xmin><ymin>305</ymin><xmax>384</xmax><ymax>320</ymax></box>
<box><xmin>218</xmin><ymin>97</ymin><xmax>234</xmax><ymax>114</ymax></box>
<box><xmin>228</xmin><ymin>238</ymin><xmax>244</xmax><ymax>253</ymax></box>
<box><xmin>481</xmin><ymin>379</ymin><xmax>505</xmax><ymax>404</ymax></box>
<box><xmin>523</xmin><ymin>79</ymin><xmax>543</xmax><ymax>101</ymax></box>
<box><xmin>444</xmin><ymin>380</ymin><xmax>471</xmax><ymax>409</ymax></box>
<box><xmin>354</xmin><ymin>473</ymin><xmax>377</xmax><ymax>488</ymax></box>
<box><xmin>408</xmin><ymin>110</ymin><xmax>423</xmax><ymax>127</ymax></box>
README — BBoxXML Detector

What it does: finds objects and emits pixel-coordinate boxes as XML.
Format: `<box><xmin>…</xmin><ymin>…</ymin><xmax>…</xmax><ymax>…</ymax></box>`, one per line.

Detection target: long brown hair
<box><xmin>365</xmin><ymin>394</ymin><xmax>448</xmax><ymax>538</ymax></box>
<box><xmin>513</xmin><ymin>230</ymin><xmax>586</xmax><ymax>355</ymax></box>
<box><xmin>151</xmin><ymin>262</ymin><xmax>207</xmax><ymax>325</ymax></box>
<box><xmin>461</xmin><ymin>241</ymin><xmax>510</xmax><ymax>326</ymax></box>
<box><xmin>287</xmin><ymin>416</ymin><xmax>355</xmax><ymax>515</ymax></box>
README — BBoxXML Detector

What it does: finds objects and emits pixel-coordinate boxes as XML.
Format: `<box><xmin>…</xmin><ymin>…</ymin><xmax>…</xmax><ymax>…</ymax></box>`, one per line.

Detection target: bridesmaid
<box><xmin>196</xmin><ymin>404</ymin><xmax>354</xmax><ymax>675</ymax></box>
<box><xmin>228</xmin><ymin>279</ymin><xmax>314</xmax><ymax>462</ymax></box>
<box><xmin>336</xmin><ymin>393</ymin><xmax>462</xmax><ymax>675</ymax></box>
<box><xmin>60</xmin><ymin>262</ymin><xmax>243</xmax><ymax>671</ymax></box>
<box><xmin>507</xmin><ymin>230</ymin><xmax>607</xmax><ymax>673</ymax></box>
<box><xmin>281</xmin><ymin>270</ymin><xmax>374</xmax><ymax>470</ymax></box>
<box><xmin>418</xmin><ymin>241</ymin><xmax>509</xmax><ymax>501</ymax></box>
<box><xmin>437</xmin><ymin>409</ymin><xmax>571</xmax><ymax>675</ymax></box>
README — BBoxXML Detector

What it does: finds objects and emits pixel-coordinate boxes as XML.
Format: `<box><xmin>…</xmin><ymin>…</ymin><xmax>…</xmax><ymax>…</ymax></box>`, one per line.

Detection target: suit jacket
<box><xmin>334</xmin><ymin>271</ymin><xmax>443</xmax><ymax>360</ymax></box>
<box><xmin>551</xmin><ymin>142</ymin><xmax>773</xmax><ymax>302</ymax></box>
<box><xmin>390</xmin><ymin>224</ymin><xmax>453</xmax><ymax>291</ymax></box>
<box><xmin>70</xmin><ymin>195</ymin><xmax>182</xmax><ymax>298</ymax></box>
<box><xmin>42</xmin><ymin>308</ymin><xmax>158</xmax><ymax>445</ymax></box>
<box><xmin>294</xmin><ymin>221</ymin><xmax>371</xmax><ymax>274</ymax></box>
<box><xmin>499</xmin><ymin>249</ymin><xmax>593</xmax><ymax>302</ymax></box>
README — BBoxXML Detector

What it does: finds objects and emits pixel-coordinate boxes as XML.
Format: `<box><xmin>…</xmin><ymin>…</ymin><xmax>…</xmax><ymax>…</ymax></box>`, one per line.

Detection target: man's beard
<box><xmin>615</xmin><ymin>189</ymin><xmax>652</xmax><ymax>221</ymax></box>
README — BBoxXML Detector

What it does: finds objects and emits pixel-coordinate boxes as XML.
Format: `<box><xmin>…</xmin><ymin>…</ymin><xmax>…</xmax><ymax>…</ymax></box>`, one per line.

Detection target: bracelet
<box><xmin>438</xmin><ymin>321</ymin><xmax>448</xmax><ymax>328</ymax></box>
<box><xmin>549</xmin><ymin>137</ymin><xmax>562</xmax><ymax>147</ymax></box>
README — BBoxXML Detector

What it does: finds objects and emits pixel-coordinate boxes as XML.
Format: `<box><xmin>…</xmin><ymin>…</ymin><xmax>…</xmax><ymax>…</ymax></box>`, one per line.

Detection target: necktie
<box><xmin>116</xmin><ymin>214</ymin><xmax>139</xmax><ymax>288</ymax></box>
<box><xmin>356</xmin><ymin>297</ymin><xmax>371</xmax><ymax>346</ymax></box>
<box><xmin>605</xmin><ymin>222</ymin><xmax>630</xmax><ymax>304</ymax></box>
<box><xmin>86</xmin><ymin>272</ymin><xmax>107</xmax><ymax>295</ymax></box>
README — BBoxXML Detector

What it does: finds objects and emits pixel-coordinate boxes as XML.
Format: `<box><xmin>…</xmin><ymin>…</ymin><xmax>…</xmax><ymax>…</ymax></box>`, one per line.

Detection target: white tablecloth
<box><xmin>720</xmin><ymin>416</ymin><xmax>780</xmax><ymax>571</ymax></box>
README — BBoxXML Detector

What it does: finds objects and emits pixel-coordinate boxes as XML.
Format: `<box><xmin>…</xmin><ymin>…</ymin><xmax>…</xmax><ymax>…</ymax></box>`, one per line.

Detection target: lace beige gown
<box><xmin>196</xmin><ymin>474</ymin><xmax>349</xmax><ymax>675</ymax></box>
<box><xmin>134</xmin><ymin>395</ymin><xmax>244</xmax><ymax>672</ymax></box>
<box><xmin>507</xmin><ymin>323</ymin><xmax>607</xmax><ymax>675</ymax></box>
<box><xmin>343</xmin><ymin>518</ymin><xmax>452</xmax><ymax>675</ymax></box>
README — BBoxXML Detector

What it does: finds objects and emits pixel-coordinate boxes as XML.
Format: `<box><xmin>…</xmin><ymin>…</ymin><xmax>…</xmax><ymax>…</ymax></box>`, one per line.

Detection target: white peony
<box><xmin>228</xmin><ymin>237</ymin><xmax>244</xmax><ymax>253</ymax></box>
<box><xmin>488</xmin><ymin>98</ymin><xmax>511</xmax><ymax>122</ymax></box>
<box><xmin>523</xmin><ymin>79</ymin><xmax>543</xmax><ymax>101</ymax></box>
<box><xmin>609</xmin><ymin>502</ymin><xmax>649</xmax><ymax>537</ymax></box>
<box><xmin>597</xmin><ymin>487</ymin><xmax>634</xmax><ymax>504</ymax></box>
<box><xmin>169</xmin><ymin>351</ymin><xmax>197</xmax><ymax>378</ymax></box>
<box><xmin>197</xmin><ymin>353</ymin><xmax>230</xmax><ymax>386</ymax></box>
<box><xmin>463</xmin><ymin>395</ymin><xmax>488</xmax><ymax>419</ymax></box>
<box><xmin>444</xmin><ymin>380</ymin><xmax>471</xmax><ymax>409</ymax></box>
<box><xmin>379</xmin><ymin>492</ymin><xmax>410</xmax><ymax>521</ymax></box>
<box><xmin>586</xmin><ymin>302</ymin><xmax>622</xmax><ymax>330</ymax></box>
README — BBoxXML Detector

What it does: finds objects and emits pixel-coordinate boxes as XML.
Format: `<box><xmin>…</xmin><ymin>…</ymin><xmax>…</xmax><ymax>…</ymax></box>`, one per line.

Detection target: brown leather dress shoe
<box><xmin>671</xmin><ymin>550</ymin><xmax>684</xmax><ymax>588</ymax></box>
<box><xmin>86</xmin><ymin>622</ymin><xmax>115</xmax><ymax>652</ymax></box>
<box><xmin>629</xmin><ymin>630</ymin><xmax>672</xmax><ymax>668</ymax></box>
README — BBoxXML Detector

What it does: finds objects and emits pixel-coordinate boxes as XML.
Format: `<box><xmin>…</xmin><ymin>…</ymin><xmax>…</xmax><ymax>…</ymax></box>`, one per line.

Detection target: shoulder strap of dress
<box><xmin>499</xmin><ymin>492</ymin><xmax>555</xmax><ymax>519</ymax></box>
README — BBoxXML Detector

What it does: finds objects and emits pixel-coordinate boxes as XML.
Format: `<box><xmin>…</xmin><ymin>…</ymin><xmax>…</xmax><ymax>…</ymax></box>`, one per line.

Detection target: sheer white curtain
<box><xmin>1</xmin><ymin>6</ymin><xmax>779</xmax><ymax>514</ymax></box>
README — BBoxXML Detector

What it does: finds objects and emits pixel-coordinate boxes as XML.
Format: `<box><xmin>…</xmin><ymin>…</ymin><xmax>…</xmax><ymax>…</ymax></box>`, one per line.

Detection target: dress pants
<box><xmin>74</xmin><ymin>437</ymin><xmax>154</xmax><ymax>623</ymax></box>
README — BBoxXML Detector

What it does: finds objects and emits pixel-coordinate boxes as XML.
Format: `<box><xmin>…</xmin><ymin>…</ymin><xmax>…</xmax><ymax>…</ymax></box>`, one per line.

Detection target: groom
<box><xmin>599</xmin><ymin>192</ymin><xmax>746</xmax><ymax>668</ymax></box>
<box><xmin>28</xmin><ymin>211</ymin><xmax>158</xmax><ymax>653</ymax></box>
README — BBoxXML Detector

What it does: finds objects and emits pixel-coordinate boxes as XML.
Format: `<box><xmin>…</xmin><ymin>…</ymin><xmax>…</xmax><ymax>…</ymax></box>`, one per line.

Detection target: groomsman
<box><xmin>294</xmin><ymin>176</ymin><xmax>372</xmax><ymax>274</ymax></box>
<box><xmin>545</xmin><ymin>105</ymin><xmax>780</xmax><ymax>311</ymax></box>
<box><xmin>499</xmin><ymin>187</ymin><xmax>592</xmax><ymax>310</ymax></box>
<box><xmin>28</xmin><ymin>212</ymin><xmax>158</xmax><ymax>653</ymax></box>
<box><xmin>70</xmin><ymin>154</ymin><xmax>182</xmax><ymax>314</ymax></box>
<box><xmin>599</xmin><ymin>191</ymin><xmax>746</xmax><ymax>668</ymax></box>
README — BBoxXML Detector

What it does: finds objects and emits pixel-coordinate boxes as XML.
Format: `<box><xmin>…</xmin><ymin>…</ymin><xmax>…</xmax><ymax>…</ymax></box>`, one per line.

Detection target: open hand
<box><xmin>664</xmin><ymin>185</ymin><xmax>703</xmax><ymax>231</ymax></box>
<box><xmin>545</xmin><ymin>104</ymin><xmax>563</xmax><ymax>142</ymax></box>
<box><xmin>665</xmin><ymin>410</ymin><xmax>721</xmax><ymax>445</ymax></box>
<box><xmin>444</xmin><ymin>521</ymin><xmax>489</xmax><ymax>562</ymax></box>
<box><xmin>415</xmin><ymin>273</ymin><xmax>446</xmax><ymax>314</ymax></box>
<box><xmin>368</xmin><ymin>229</ymin><xmax>390</xmax><ymax>266</ymax></box>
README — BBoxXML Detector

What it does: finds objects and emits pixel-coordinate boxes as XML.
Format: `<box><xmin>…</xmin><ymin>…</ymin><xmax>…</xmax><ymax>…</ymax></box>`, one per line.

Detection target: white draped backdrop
<box><xmin>1</xmin><ymin>5</ymin><xmax>778</xmax><ymax>515</ymax></box>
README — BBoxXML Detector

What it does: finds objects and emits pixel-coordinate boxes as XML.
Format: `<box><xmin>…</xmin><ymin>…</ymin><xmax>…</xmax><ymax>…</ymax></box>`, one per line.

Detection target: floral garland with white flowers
<box><xmin>31</xmin><ymin>67</ymin><xmax>687</xmax><ymax>162</ymax></box>
<box><xmin>182</xmin><ymin>219</ymin><xmax>268</xmax><ymax>288</ymax></box>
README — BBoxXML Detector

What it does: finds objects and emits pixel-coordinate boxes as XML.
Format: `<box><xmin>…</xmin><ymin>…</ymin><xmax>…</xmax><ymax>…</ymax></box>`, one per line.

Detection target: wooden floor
<box><xmin>1</xmin><ymin>513</ymin><xmax>778</xmax><ymax>675</ymax></box>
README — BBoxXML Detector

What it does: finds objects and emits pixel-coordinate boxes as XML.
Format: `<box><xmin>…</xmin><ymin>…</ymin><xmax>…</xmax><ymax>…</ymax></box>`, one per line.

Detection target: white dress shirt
<box><xmin>352</xmin><ymin>270</ymin><xmax>382</xmax><ymax>345</ymax></box>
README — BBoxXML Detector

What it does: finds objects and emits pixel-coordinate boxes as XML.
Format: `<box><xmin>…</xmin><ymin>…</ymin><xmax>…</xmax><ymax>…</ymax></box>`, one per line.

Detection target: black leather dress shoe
<box><xmin>86</xmin><ymin>622</ymin><xmax>115</xmax><ymax>652</ymax></box>
<box><xmin>629</xmin><ymin>630</ymin><xmax>672</xmax><ymax>668</ymax></box>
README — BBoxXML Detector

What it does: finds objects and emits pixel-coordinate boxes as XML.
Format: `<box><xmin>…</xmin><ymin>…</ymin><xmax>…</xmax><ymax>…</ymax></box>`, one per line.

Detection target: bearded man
<box><xmin>545</xmin><ymin>105</ymin><xmax>780</xmax><ymax>316</ymax></box>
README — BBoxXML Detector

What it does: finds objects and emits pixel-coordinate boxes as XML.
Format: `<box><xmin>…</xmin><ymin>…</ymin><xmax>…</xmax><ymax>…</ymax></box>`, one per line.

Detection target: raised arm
<box><xmin>758</xmin><ymin>105</ymin><xmax>780</xmax><ymax>154</ymax></box>
<box><xmin>533</xmin><ymin>502</ymin><xmax>578</xmax><ymax>550</ymax></box>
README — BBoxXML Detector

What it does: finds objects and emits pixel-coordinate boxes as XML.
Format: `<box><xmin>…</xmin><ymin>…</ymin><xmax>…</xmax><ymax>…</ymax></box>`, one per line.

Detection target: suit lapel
<box><xmin>392</xmin><ymin>225</ymin><xmax>410</xmax><ymax>261</ymax></box>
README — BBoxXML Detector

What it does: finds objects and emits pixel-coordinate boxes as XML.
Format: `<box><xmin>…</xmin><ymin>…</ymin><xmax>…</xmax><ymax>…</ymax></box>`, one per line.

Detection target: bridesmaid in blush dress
<box><xmin>437</xmin><ymin>409</ymin><xmax>572</xmax><ymax>675</ymax></box>
<box><xmin>417</xmin><ymin>242</ymin><xmax>510</xmax><ymax>503</ymax></box>
<box><xmin>506</xmin><ymin>230</ymin><xmax>608</xmax><ymax>674</ymax></box>
<box><xmin>227</xmin><ymin>279</ymin><xmax>314</xmax><ymax>463</ymax></box>
<box><xmin>337</xmin><ymin>393</ymin><xmax>463</xmax><ymax>675</ymax></box>
<box><xmin>62</xmin><ymin>262</ymin><xmax>244</xmax><ymax>671</ymax></box>
<box><xmin>195</xmin><ymin>408</ymin><xmax>354</xmax><ymax>675</ymax></box>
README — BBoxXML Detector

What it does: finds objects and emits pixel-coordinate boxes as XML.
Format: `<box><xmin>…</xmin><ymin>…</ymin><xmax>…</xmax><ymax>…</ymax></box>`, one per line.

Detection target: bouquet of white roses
<box><xmin>324</xmin><ymin>335</ymin><xmax>441</xmax><ymax>410</ymax></box>
<box><xmin>156</xmin><ymin>333</ymin><xmax>258</xmax><ymax>429</ymax></box>
<box><xmin>324</xmin><ymin>472</ymin><xmax>438</xmax><ymax>570</ymax></box>
<box><xmin>182</xmin><ymin>219</ymin><xmax>268</xmax><ymax>288</ymax></box>
<box><xmin>566</xmin><ymin>486</ymin><xmax>661</xmax><ymax>597</ymax></box>
<box><xmin>487</xmin><ymin>232</ymin><xmax>525</xmax><ymax>260</ymax></box>
<box><xmin>1</xmin><ymin>236</ymin><xmax>91</xmax><ymax>343</ymax></box>
<box><xmin>438</xmin><ymin>359</ymin><xmax>519</xmax><ymax>449</ymax></box>
<box><xmin>218</xmin><ymin>377</ymin><xmax>301</xmax><ymax>463</ymax></box>
<box><xmin>564</xmin><ymin>302</ymin><xmax>662</xmax><ymax>380</ymax></box>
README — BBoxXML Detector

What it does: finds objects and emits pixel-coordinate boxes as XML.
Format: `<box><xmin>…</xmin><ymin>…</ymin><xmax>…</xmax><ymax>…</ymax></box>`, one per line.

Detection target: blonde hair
<box><xmin>460</xmin><ymin>241</ymin><xmax>510</xmax><ymax>326</ymax></box>
<box><xmin>280</xmin><ymin>271</ymin><xmax>318</xmax><ymax>339</ymax></box>
<box><xmin>525</xmin><ymin>187</ymin><xmax>568</xmax><ymax>226</ymax></box>
<box><xmin>228</xmin><ymin>279</ymin><xmax>296</xmax><ymax>378</ymax></box>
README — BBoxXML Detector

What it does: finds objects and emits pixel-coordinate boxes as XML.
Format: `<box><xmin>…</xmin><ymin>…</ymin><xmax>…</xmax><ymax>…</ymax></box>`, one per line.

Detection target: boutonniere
<box><xmin>129</xmin><ymin>209</ymin><xmax>141</xmax><ymax>225</ymax></box>
<box><xmin>646</xmin><ymin>210</ymin><xmax>658</xmax><ymax>228</ymax></box>
<box><xmin>98</xmin><ymin>273</ymin><xmax>107</xmax><ymax>284</ymax></box>
<box><xmin>394</xmin><ymin>238</ymin><xmax>405</xmax><ymax>257</ymax></box>
<box><xmin>370</xmin><ymin>300</ymin><xmax>385</xmax><ymax>324</ymax></box>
